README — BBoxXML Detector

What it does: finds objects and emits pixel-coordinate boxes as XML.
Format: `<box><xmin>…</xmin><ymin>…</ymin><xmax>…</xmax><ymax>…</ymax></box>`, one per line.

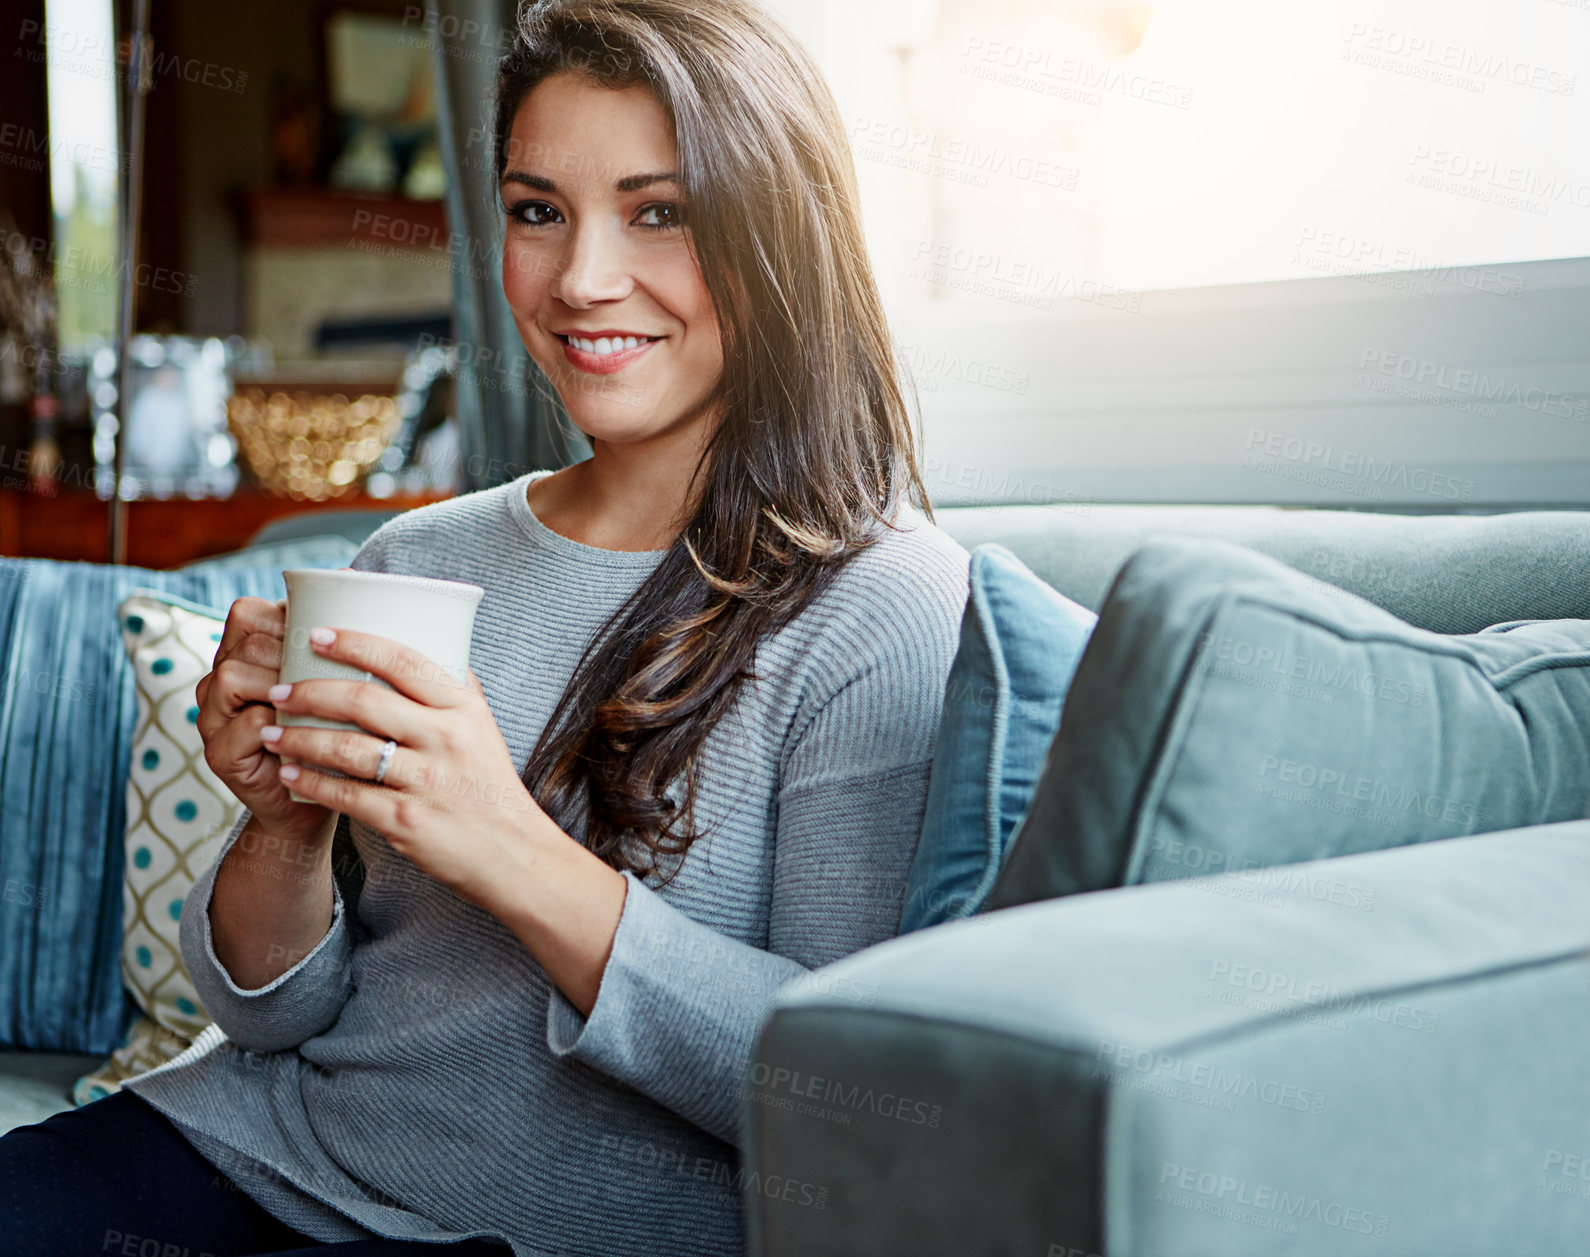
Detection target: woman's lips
<box><xmin>558</xmin><ymin>334</ymin><xmax>660</xmax><ymax>375</ymax></box>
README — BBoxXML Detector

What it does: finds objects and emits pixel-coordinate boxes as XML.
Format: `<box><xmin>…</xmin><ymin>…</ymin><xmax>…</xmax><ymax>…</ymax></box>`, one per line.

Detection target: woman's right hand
<box><xmin>196</xmin><ymin>596</ymin><xmax>336</xmax><ymax>846</ymax></box>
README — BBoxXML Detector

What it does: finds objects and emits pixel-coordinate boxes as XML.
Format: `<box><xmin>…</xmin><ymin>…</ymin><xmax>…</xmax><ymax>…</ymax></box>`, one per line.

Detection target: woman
<box><xmin>0</xmin><ymin>1</ymin><xmax>969</xmax><ymax>1254</ymax></box>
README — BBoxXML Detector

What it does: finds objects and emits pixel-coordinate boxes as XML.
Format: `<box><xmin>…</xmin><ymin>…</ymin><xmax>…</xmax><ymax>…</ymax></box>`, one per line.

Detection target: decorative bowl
<box><xmin>227</xmin><ymin>384</ymin><xmax>400</xmax><ymax>501</ymax></box>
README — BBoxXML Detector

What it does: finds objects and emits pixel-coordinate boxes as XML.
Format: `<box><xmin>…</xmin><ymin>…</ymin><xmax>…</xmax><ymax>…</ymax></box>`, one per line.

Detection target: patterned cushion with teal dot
<box><xmin>71</xmin><ymin>1015</ymin><xmax>195</xmax><ymax>1107</ymax></box>
<box><xmin>75</xmin><ymin>593</ymin><xmax>244</xmax><ymax>1106</ymax></box>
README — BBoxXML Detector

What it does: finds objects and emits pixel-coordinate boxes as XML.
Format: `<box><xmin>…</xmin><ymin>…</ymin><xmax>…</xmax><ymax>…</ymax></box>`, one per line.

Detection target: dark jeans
<box><xmin>0</xmin><ymin>1089</ymin><xmax>506</xmax><ymax>1255</ymax></box>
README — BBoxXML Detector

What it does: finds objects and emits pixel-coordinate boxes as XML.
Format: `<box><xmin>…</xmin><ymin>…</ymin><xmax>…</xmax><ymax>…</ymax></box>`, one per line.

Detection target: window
<box><xmin>41</xmin><ymin>0</ymin><xmax>120</xmax><ymax>351</ymax></box>
<box><xmin>769</xmin><ymin>0</ymin><xmax>1590</xmax><ymax>508</ymax></box>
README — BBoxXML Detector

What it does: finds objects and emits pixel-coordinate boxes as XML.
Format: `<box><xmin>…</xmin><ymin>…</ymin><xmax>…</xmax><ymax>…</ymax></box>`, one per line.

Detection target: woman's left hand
<box><xmin>261</xmin><ymin>627</ymin><xmax>551</xmax><ymax>915</ymax></box>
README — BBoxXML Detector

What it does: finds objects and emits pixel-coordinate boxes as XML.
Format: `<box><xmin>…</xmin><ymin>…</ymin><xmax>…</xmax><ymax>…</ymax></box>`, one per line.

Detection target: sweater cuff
<box><xmin>544</xmin><ymin>869</ymin><xmax>652</xmax><ymax>1060</ymax></box>
<box><xmin>193</xmin><ymin>857</ymin><xmax>347</xmax><ymax>1000</ymax></box>
<box><xmin>180</xmin><ymin>814</ymin><xmax>354</xmax><ymax>1051</ymax></box>
<box><xmin>544</xmin><ymin>869</ymin><xmax>799</xmax><ymax>1144</ymax></box>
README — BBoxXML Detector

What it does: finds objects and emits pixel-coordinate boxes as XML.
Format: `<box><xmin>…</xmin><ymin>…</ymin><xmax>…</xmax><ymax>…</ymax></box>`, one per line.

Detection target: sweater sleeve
<box><xmin>543</xmin><ymin>590</ymin><xmax>958</xmax><ymax>1146</ymax></box>
<box><xmin>180</xmin><ymin>811</ymin><xmax>362</xmax><ymax>1052</ymax></box>
<box><xmin>181</xmin><ymin>530</ymin><xmax>389</xmax><ymax>1052</ymax></box>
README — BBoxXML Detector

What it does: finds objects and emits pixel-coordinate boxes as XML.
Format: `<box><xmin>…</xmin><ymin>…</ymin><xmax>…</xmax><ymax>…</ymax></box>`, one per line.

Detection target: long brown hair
<box><xmin>498</xmin><ymin>0</ymin><xmax>930</xmax><ymax>880</ymax></box>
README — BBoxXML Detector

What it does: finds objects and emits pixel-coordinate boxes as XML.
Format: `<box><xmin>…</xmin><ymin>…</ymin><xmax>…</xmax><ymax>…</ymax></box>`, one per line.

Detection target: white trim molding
<box><xmin>898</xmin><ymin>257</ymin><xmax>1590</xmax><ymax>510</ymax></box>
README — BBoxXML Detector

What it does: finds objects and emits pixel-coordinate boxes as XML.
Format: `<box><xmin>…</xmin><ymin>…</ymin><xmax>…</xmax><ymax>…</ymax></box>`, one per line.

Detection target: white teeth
<box><xmin>567</xmin><ymin>335</ymin><xmax>652</xmax><ymax>356</ymax></box>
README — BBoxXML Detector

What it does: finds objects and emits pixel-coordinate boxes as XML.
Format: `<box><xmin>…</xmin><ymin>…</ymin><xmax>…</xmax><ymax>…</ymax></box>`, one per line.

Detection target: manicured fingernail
<box><xmin>268</xmin><ymin>684</ymin><xmax>292</xmax><ymax>702</ymax></box>
<box><xmin>279</xmin><ymin>763</ymin><xmax>300</xmax><ymax>782</ymax></box>
<box><xmin>261</xmin><ymin>725</ymin><xmax>282</xmax><ymax>743</ymax></box>
<box><xmin>309</xmin><ymin>627</ymin><xmax>336</xmax><ymax>647</ymax></box>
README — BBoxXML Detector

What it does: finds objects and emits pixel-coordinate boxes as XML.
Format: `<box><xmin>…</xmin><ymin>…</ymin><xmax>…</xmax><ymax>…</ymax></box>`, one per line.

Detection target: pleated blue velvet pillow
<box><xmin>900</xmin><ymin>544</ymin><xmax>1098</xmax><ymax>932</ymax></box>
<box><xmin>0</xmin><ymin>537</ymin><xmax>357</xmax><ymax>1053</ymax></box>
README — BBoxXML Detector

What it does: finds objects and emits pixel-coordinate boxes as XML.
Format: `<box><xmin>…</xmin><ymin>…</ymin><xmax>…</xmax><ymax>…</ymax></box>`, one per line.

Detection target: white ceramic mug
<box><xmin>277</xmin><ymin>569</ymin><xmax>485</xmax><ymax>800</ymax></box>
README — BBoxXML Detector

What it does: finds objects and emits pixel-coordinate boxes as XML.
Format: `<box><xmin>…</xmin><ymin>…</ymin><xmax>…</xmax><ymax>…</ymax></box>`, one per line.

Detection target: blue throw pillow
<box><xmin>984</xmin><ymin>537</ymin><xmax>1590</xmax><ymax>912</ymax></box>
<box><xmin>0</xmin><ymin>536</ymin><xmax>358</xmax><ymax>1053</ymax></box>
<box><xmin>900</xmin><ymin>544</ymin><xmax>1097</xmax><ymax>932</ymax></box>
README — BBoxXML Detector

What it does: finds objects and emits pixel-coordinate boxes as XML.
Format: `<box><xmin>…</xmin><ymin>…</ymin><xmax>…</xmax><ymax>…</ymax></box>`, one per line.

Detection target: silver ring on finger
<box><xmin>373</xmin><ymin>739</ymin><xmax>398</xmax><ymax>786</ymax></box>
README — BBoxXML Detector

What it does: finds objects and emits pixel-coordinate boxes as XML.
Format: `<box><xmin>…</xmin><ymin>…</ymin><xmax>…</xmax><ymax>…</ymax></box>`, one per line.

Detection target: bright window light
<box><xmin>43</xmin><ymin>0</ymin><xmax>120</xmax><ymax>350</ymax></box>
<box><xmin>772</xmin><ymin>0</ymin><xmax>1590</xmax><ymax>304</ymax></box>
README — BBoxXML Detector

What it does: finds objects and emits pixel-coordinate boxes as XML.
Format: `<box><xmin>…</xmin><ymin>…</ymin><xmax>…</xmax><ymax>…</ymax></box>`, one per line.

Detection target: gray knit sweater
<box><xmin>124</xmin><ymin>472</ymin><xmax>970</xmax><ymax>1257</ymax></box>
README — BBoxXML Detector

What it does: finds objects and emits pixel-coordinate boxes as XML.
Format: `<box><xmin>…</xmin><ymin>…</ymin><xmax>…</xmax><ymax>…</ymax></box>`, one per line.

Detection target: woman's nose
<box><xmin>553</xmin><ymin>220</ymin><xmax>633</xmax><ymax>308</ymax></box>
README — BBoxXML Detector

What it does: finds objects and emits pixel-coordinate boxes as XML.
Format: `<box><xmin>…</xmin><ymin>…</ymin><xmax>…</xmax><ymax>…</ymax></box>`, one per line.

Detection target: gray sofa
<box><xmin>743</xmin><ymin>502</ymin><xmax>1590</xmax><ymax>1256</ymax></box>
<box><xmin>5</xmin><ymin>502</ymin><xmax>1588</xmax><ymax>1256</ymax></box>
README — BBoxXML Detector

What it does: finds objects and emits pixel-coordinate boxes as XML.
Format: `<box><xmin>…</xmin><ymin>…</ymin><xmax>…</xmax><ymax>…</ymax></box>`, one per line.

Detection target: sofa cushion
<box><xmin>984</xmin><ymin>538</ymin><xmax>1590</xmax><ymax>911</ymax></box>
<box><xmin>900</xmin><ymin>545</ymin><xmax>1095</xmax><ymax>931</ymax></box>
<box><xmin>0</xmin><ymin>1050</ymin><xmax>105</xmax><ymax>1135</ymax></box>
<box><xmin>936</xmin><ymin>504</ymin><xmax>1590</xmax><ymax>634</ymax></box>
<box><xmin>243</xmin><ymin>510</ymin><xmax>401</xmax><ymax>551</ymax></box>
<box><xmin>179</xmin><ymin>534</ymin><xmax>361</xmax><ymax>573</ymax></box>
<box><xmin>72</xmin><ymin>1015</ymin><xmax>192</xmax><ymax>1108</ymax></box>
<box><xmin>73</xmin><ymin>594</ymin><xmax>243</xmax><ymax>1105</ymax></box>
<box><xmin>0</xmin><ymin>539</ymin><xmax>357</xmax><ymax>1053</ymax></box>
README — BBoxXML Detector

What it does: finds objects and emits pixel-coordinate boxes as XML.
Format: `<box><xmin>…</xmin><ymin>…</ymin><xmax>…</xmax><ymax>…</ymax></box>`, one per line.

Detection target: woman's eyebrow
<box><xmin>501</xmin><ymin>170</ymin><xmax>557</xmax><ymax>192</ymax></box>
<box><xmin>614</xmin><ymin>170</ymin><xmax>680</xmax><ymax>192</ymax></box>
<box><xmin>499</xmin><ymin>170</ymin><xmax>682</xmax><ymax>193</ymax></box>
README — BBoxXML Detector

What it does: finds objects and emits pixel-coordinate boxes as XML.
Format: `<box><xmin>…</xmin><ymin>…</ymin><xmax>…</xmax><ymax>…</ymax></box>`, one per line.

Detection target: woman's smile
<box><xmin>553</xmin><ymin>328</ymin><xmax>664</xmax><ymax>374</ymax></box>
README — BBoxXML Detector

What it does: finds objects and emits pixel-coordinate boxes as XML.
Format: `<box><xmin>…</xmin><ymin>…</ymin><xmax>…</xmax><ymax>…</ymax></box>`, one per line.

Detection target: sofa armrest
<box><xmin>744</xmin><ymin>821</ymin><xmax>1590</xmax><ymax>1257</ymax></box>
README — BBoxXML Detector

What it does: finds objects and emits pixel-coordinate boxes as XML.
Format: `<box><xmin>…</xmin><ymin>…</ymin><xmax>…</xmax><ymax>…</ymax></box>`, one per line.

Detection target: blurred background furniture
<box><xmin>0</xmin><ymin>485</ymin><xmax>444</xmax><ymax>568</ymax></box>
<box><xmin>0</xmin><ymin>0</ymin><xmax>585</xmax><ymax>573</ymax></box>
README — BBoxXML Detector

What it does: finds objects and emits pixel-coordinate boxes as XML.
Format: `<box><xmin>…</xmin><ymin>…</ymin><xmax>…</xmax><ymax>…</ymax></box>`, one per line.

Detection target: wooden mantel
<box><xmin>235</xmin><ymin>188</ymin><xmax>450</xmax><ymax>251</ymax></box>
<box><xmin>0</xmin><ymin>487</ymin><xmax>450</xmax><ymax>570</ymax></box>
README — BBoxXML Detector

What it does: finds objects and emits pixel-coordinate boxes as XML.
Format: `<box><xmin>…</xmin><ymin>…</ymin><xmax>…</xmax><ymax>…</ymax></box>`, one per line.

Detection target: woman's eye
<box><xmin>506</xmin><ymin>200</ymin><xmax>561</xmax><ymax>227</ymax></box>
<box><xmin>634</xmin><ymin>201</ymin><xmax>684</xmax><ymax>230</ymax></box>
